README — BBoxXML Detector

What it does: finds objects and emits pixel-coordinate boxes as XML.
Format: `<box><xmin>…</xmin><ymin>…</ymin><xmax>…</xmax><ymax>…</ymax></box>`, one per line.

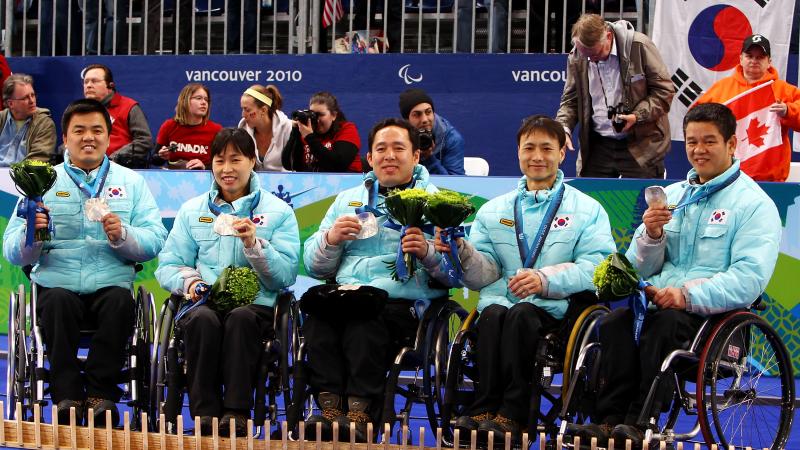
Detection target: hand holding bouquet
<box><xmin>424</xmin><ymin>190</ymin><xmax>475</xmax><ymax>285</ymax></box>
<box><xmin>384</xmin><ymin>188</ymin><xmax>430</xmax><ymax>282</ymax></box>
<box><xmin>593</xmin><ymin>253</ymin><xmax>654</xmax><ymax>344</ymax></box>
<box><xmin>10</xmin><ymin>160</ymin><xmax>57</xmax><ymax>247</ymax></box>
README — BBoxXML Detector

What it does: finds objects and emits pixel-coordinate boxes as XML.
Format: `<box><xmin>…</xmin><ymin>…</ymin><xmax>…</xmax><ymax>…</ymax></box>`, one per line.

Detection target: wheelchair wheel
<box><xmin>149</xmin><ymin>296</ymin><xmax>178</xmax><ymax>431</ymax></box>
<box><xmin>422</xmin><ymin>301</ymin><xmax>468</xmax><ymax>435</ymax></box>
<box><xmin>696</xmin><ymin>311</ymin><xmax>794</xmax><ymax>450</ymax></box>
<box><xmin>6</xmin><ymin>284</ymin><xmax>28</xmax><ymax>420</ymax></box>
<box><xmin>439</xmin><ymin>310</ymin><xmax>478</xmax><ymax>444</ymax></box>
<box><xmin>130</xmin><ymin>286</ymin><xmax>153</xmax><ymax>428</ymax></box>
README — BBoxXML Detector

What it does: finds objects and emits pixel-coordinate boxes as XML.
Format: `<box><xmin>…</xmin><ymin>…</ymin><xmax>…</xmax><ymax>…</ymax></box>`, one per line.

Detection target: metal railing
<box><xmin>0</xmin><ymin>0</ymin><xmax>650</xmax><ymax>56</ymax></box>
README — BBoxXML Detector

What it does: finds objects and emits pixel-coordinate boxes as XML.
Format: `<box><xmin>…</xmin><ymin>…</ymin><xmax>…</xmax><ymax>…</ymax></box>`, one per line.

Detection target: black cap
<box><xmin>742</xmin><ymin>34</ymin><xmax>771</xmax><ymax>57</ymax></box>
<box><xmin>398</xmin><ymin>88</ymin><xmax>434</xmax><ymax>119</ymax></box>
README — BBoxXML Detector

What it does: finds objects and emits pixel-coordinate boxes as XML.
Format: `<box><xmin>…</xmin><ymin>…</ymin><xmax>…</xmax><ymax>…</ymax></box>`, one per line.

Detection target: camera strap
<box><xmin>514</xmin><ymin>183</ymin><xmax>565</xmax><ymax>269</ymax></box>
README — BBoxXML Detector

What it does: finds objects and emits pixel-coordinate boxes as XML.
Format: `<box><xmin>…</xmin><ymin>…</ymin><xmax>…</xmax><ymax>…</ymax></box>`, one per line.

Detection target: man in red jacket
<box><xmin>696</xmin><ymin>34</ymin><xmax>800</xmax><ymax>182</ymax></box>
<box><xmin>81</xmin><ymin>64</ymin><xmax>153</xmax><ymax>168</ymax></box>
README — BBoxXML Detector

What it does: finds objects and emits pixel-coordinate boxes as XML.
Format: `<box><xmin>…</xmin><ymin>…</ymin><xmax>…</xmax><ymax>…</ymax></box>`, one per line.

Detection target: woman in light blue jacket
<box><xmin>155</xmin><ymin>128</ymin><xmax>300</xmax><ymax>436</ymax></box>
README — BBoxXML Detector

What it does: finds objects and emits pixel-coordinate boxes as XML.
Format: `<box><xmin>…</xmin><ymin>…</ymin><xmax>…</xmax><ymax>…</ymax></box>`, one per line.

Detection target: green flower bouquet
<box><xmin>210</xmin><ymin>265</ymin><xmax>260</xmax><ymax>314</ymax></box>
<box><xmin>424</xmin><ymin>190</ymin><xmax>475</xmax><ymax>284</ymax></box>
<box><xmin>384</xmin><ymin>188</ymin><xmax>430</xmax><ymax>281</ymax></box>
<box><xmin>10</xmin><ymin>160</ymin><xmax>57</xmax><ymax>246</ymax></box>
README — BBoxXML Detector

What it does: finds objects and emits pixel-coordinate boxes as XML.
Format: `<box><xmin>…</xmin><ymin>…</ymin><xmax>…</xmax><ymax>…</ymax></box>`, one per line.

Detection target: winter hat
<box><xmin>398</xmin><ymin>88</ymin><xmax>435</xmax><ymax>119</ymax></box>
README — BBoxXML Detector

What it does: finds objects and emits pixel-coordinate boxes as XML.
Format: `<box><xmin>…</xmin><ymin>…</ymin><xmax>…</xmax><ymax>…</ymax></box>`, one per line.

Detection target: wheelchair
<box><xmin>148</xmin><ymin>290</ymin><xmax>300</xmax><ymax>435</ymax></box>
<box><xmin>5</xmin><ymin>282</ymin><xmax>154</xmax><ymax>429</ymax></box>
<box><xmin>559</xmin><ymin>299</ymin><xmax>795</xmax><ymax>450</ymax></box>
<box><xmin>439</xmin><ymin>293</ymin><xmax>609</xmax><ymax>446</ymax></box>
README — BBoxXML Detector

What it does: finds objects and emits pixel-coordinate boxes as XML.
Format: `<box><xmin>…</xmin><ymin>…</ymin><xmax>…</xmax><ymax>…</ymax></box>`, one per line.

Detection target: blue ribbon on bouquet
<box><xmin>628</xmin><ymin>279</ymin><xmax>652</xmax><ymax>345</ymax></box>
<box><xmin>16</xmin><ymin>196</ymin><xmax>53</xmax><ymax>247</ymax></box>
<box><xmin>439</xmin><ymin>226</ymin><xmax>466</xmax><ymax>286</ymax></box>
<box><xmin>175</xmin><ymin>282</ymin><xmax>211</xmax><ymax>322</ymax></box>
<box><xmin>383</xmin><ymin>218</ymin><xmax>435</xmax><ymax>282</ymax></box>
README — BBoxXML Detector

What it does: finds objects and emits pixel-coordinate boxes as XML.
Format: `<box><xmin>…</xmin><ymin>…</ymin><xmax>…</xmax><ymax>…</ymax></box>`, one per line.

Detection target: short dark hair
<box><xmin>683</xmin><ymin>103</ymin><xmax>737</xmax><ymax>141</ymax></box>
<box><xmin>516</xmin><ymin>115</ymin><xmax>566</xmax><ymax>148</ymax></box>
<box><xmin>367</xmin><ymin>118</ymin><xmax>420</xmax><ymax>152</ymax></box>
<box><xmin>210</xmin><ymin>127</ymin><xmax>256</xmax><ymax>161</ymax></box>
<box><xmin>61</xmin><ymin>98</ymin><xmax>113</xmax><ymax>134</ymax></box>
<box><xmin>81</xmin><ymin>63</ymin><xmax>115</xmax><ymax>90</ymax></box>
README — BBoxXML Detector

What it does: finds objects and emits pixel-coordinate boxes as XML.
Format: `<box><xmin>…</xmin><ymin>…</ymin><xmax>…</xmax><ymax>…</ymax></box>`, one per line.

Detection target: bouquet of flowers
<box><xmin>593</xmin><ymin>253</ymin><xmax>652</xmax><ymax>344</ymax></box>
<box><xmin>10</xmin><ymin>160</ymin><xmax>57</xmax><ymax>247</ymax></box>
<box><xmin>210</xmin><ymin>265</ymin><xmax>260</xmax><ymax>314</ymax></box>
<box><xmin>384</xmin><ymin>188</ymin><xmax>430</xmax><ymax>281</ymax></box>
<box><xmin>424</xmin><ymin>190</ymin><xmax>475</xmax><ymax>284</ymax></box>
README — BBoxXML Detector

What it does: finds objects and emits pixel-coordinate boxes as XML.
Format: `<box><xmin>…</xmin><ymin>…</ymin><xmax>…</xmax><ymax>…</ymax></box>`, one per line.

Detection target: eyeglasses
<box><xmin>190</xmin><ymin>96</ymin><xmax>209</xmax><ymax>102</ymax></box>
<box><xmin>10</xmin><ymin>93</ymin><xmax>36</xmax><ymax>102</ymax></box>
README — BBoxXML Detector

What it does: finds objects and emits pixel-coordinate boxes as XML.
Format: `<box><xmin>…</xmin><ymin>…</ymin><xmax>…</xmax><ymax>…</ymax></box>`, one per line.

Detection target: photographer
<box><xmin>556</xmin><ymin>14</ymin><xmax>674</xmax><ymax>178</ymax></box>
<box><xmin>152</xmin><ymin>83</ymin><xmax>222</xmax><ymax>170</ymax></box>
<box><xmin>282</xmin><ymin>92</ymin><xmax>362</xmax><ymax>172</ymax></box>
<box><xmin>398</xmin><ymin>88</ymin><xmax>465</xmax><ymax>175</ymax></box>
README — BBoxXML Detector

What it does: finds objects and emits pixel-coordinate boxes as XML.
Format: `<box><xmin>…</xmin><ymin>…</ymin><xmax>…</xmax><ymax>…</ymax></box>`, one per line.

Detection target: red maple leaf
<box><xmin>745</xmin><ymin>117</ymin><xmax>770</xmax><ymax>148</ymax></box>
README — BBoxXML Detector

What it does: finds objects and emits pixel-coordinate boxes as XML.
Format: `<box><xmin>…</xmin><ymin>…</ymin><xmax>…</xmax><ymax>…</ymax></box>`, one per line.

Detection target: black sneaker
<box><xmin>611</xmin><ymin>424</ymin><xmax>647</xmax><ymax>449</ymax></box>
<box><xmin>571</xmin><ymin>423</ymin><xmax>613</xmax><ymax>448</ymax></box>
<box><xmin>477</xmin><ymin>414</ymin><xmax>521</xmax><ymax>445</ymax></box>
<box><xmin>56</xmin><ymin>399</ymin><xmax>84</xmax><ymax>425</ymax></box>
<box><xmin>305</xmin><ymin>392</ymin><xmax>345</xmax><ymax>441</ymax></box>
<box><xmin>346</xmin><ymin>396</ymin><xmax>373</xmax><ymax>443</ymax></box>
<box><xmin>85</xmin><ymin>397</ymin><xmax>119</xmax><ymax>428</ymax></box>
<box><xmin>219</xmin><ymin>411</ymin><xmax>249</xmax><ymax>437</ymax></box>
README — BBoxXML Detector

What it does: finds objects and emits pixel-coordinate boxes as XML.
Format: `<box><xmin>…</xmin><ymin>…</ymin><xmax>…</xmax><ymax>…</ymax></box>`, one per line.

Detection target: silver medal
<box><xmin>213</xmin><ymin>213</ymin><xmax>239</xmax><ymax>236</ymax></box>
<box><xmin>85</xmin><ymin>198</ymin><xmax>111</xmax><ymax>222</ymax></box>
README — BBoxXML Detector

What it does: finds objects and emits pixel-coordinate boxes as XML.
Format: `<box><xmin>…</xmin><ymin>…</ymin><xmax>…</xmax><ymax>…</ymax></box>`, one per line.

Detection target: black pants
<box><xmin>145</xmin><ymin>0</ymin><xmax>192</xmax><ymax>54</ymax></box>
<box><xmin>468</xmin><ymin>302</ymin><xmax>557</xmax><ymax>424</ymax></box>
<box><xmin>36</xmin><ymin>286</ymin><xmax>135</xmax><ymax>403</ymax></box>
<box><xmin>593</xmin><ymin>308</ymin><xmax>704</xmax><ymax>426</ymax></box>
<box><xmin>304</xmin><ymin>300</ymin><xmax>417</xmax><ymax>401</ymax></box>
<box><xmin>177</xmin><ymin>303</ymin><xmax>275</xmax><ymax>418</ymax></box>
<box><xmin>581</xmin><ymin>131</ymin><xmax>664</xmax><ymax>179</ymax></box>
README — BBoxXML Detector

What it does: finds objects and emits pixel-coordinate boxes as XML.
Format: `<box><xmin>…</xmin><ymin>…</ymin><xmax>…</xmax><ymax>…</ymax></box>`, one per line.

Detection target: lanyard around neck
<box><xmin>514</xmin><ymin>183</ymin><xmax>565</xmax><ymax>269</ymax></box>
<box><xmin>208</xmin><ymin>189</ymin><xmax>262</xmax><ymax>220</ymax></box>
<box><xmin>65</xmin><ymin>156</ymin><xmax>110</xmax><ymax>199</ymax></box>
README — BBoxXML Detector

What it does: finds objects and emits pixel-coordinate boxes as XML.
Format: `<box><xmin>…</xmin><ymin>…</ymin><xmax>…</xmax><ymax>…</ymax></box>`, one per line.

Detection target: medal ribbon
<box><xmin>207</xmin><ymin>190</ymin><xmax>262</xmax><ymax>220</ymax></box>
<box><xmin>514</xmin><ymin>183</ymin><xmax>565</xmax><ymax>269</ymax></box>
<box><xmin>65</xmin><ymin>156</ymin><xmax>111</xmax><ymax>199</ymax></box>
<box><xmin>670</xmin><ymin>170</ymin><xmax>740</xmax><ymax>211</ymax></box>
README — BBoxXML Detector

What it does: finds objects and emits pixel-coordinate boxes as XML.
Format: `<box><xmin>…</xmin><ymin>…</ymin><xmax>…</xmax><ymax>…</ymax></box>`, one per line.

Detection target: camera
<box><xmin>607</xmin><ymin>103</ymin><xmax>631</xmax><ymax>133</ymax></box>
<box><xmin>292</xmin><ymin>109</ymin><xmax>319</xmax><ymax>127</ymax></box>
<box><xmin>168</xmin><ymin>143</ymin><xmax>179</xmax><ymax>153</ymax></box>
<box><xmin>418</xmin><ymin>128</ymin><xmax>434</xmax><ymax>151</ymax></box>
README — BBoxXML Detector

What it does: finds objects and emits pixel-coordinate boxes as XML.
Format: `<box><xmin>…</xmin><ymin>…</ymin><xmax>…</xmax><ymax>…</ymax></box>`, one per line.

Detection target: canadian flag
<box><xmin>723</xmin><ymin>81</ymin><xmax>783</xmax><ymax>178</ymax></box>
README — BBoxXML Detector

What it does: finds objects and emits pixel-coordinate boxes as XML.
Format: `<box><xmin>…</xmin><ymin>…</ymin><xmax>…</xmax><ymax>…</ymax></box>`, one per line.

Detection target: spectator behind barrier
<box><xmin>695</xmin><ymin>34</ymin><xmax>800</xmax><ymax>182</ymax></box>
<box><xmin>302</xmin><ymin>118</ymin><xmax>456</xmax><ymax>442</ymax></box>
<box><xmin>2</xmin><ymin>98</ymin><xmax>168</xmax><ymax>428</ymax></box>
<box><xmin>282</xmin><ymin>91</ymin><xmax>362</xmax><ymax>172</ymax></box>
<box><xmin>556</xmin><ymin>14</ymin><xmax>674</xmax><ymax>178</ymax></box>
<box><xmin>237</xmin><ymin>84</ymin><xmax>292</xmax><ymax>172</ymax></box>
<box><xmin>0</xmin><ymin>74</ymin><xmax>57</xmax><ymax>166</ymax></box>
<box><xmin>443</xmin><ymin>115</ymin><xmax>614</xmax><ymax>443</ymax></box>
<box><xmin>152</xmin><ymin>83</ymin><xmax>222</xmax><ymax>170</ymax></box>
<box><xmin>572</xmin><ymin>103</ymin><xmax>782</xmax><ymax>448</ymax></box>
<box><xmin>82</xmin><ymin>64</ymin><xmax>153</xmax><ymax>168</ymax></box>
<box><xmin>398</xmin><ymin>88</ymin><xmax>466</xmax><ymax>175</ymax></box>
<box><xmin>155</xmin><ymin>127</ymin><xmax>300</xmax><ymax>437</ymax></box>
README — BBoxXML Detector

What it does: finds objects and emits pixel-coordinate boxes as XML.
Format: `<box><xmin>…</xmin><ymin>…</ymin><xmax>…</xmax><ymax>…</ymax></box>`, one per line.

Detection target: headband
<box><xmin>244</xmin><ymin>88</ymin><xmax>273</xmax><ymax>108</ymax></box>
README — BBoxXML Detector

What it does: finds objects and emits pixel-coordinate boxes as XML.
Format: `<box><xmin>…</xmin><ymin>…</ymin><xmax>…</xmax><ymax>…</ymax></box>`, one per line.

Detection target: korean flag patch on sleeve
<box><xmin>251</xmin><ymin>214</ymin><xmax>268</xmax><ymax>227</ymax></box>
<box><xmin>708</xmin><ymin>209</ymin><xmax>729</xmax><ymax>225</ymax></box>
<box><xmin>551</xmin><ymin>215</ymin><xmax>572</xmax><ymax>230</ymax></box>
<box><xmin>105</xmin><ymin>186</ymin><xmax>127</xmax><ymax>199</ymax></box>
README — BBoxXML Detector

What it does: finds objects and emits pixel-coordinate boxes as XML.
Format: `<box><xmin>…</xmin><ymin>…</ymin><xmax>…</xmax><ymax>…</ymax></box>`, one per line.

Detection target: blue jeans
<box><xmin>80</xmin><ymin>0</ymin><xmax>130</xmax><ymax>54</ymax></box>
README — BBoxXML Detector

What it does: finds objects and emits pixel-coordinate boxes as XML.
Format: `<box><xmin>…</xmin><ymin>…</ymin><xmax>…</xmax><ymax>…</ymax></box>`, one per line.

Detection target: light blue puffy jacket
<box><xmin>626</xmin><ymin>160</ymin><xmax>781</xmax><ymax>316</ymax></box>
<box><xmin>304</xmin><ymin>165</ymin><xmax>449</xmax><ymax>300</ymax></box>
<box><xmin>464</xmin><ymin>171</ymin><xmax>615</xmax><ymax>319</ymax></box>
<box><xmin>3</xmin><ymin>155</ymin><xmax>167</xmax><ymax>294</ymax></box>
<box><xmin>155</xmin><ymin>175</ymin><xmax>299</xmax><ymax>308</ymax></box>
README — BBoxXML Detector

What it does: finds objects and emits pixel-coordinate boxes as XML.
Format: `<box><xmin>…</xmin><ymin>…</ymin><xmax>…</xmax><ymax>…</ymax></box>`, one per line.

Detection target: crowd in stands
<box><xmin>0</xmin><ymin>16</ymin><xmax>793</xmax><ymax>449</ymax></box>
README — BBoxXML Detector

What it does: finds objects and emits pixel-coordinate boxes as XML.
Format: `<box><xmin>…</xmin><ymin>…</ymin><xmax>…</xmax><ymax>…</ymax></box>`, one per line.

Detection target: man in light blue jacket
<box><xmin>2</xmin><ymin>99</ymin><xmax>167</xmax><ymax>427</ymax></box>
<box><xmin>155</xmin><ymin>128</ymin><xmax>299</xmax><ymax>436</ymax></box>
<box><xmin>443</xmin><ymin>115</ymin><xmax>614</xmax><ymax>442</ymax></box>
<box><xmin>303</xmin><ymin>118</ymin><xmax>454</xmax><ymax>442</ymax></box>
<box><xmin>576</xmin><ymin>103</ymin><xmax>782</xmax><ymax>447</ymax></box>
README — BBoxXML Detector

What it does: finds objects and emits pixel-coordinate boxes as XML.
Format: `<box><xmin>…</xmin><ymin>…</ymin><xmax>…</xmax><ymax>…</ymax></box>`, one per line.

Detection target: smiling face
<box><xmin>518</xmin><ymin>130</ymin><xmax>565</xmax><ymax>190</ymax></box>
<box><xmin>407</xmin><ymin>103</ymin><xmax>434</xmax><ymax>131</ymax></box>
<box><xmin>684</xmin><ymin>121</ymin><xmax>736</xmax><ymax>183</ymax></box>
<box><xmin>212</xmin><ymin>143</ymin><xmax>256</xmax><ymax>202</ymax></box>
<box><xmin>63</xmin><ymin>111</ymin><xmax>110</xmax><ymax>171</ymax></box>
<box><xmin>367</xmin><ymin>125</ymin><xmax>420</xmax><ymax>187</ymax></box>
